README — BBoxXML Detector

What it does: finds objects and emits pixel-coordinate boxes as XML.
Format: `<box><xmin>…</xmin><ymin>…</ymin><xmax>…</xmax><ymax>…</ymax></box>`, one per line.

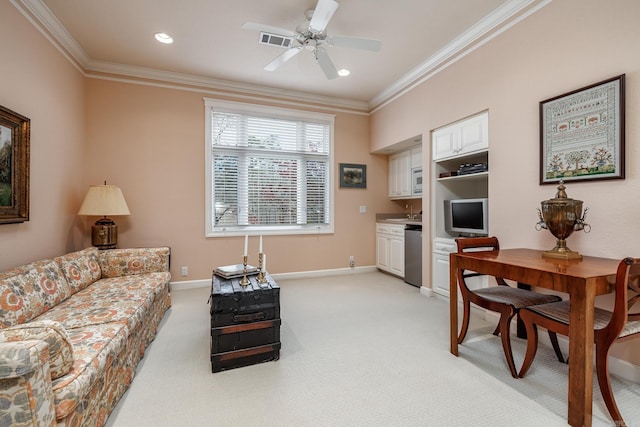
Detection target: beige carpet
<box><xmin>105</xmin><ymin>272</ymin><xmax>639</xmax><ymax>426</ymax></box>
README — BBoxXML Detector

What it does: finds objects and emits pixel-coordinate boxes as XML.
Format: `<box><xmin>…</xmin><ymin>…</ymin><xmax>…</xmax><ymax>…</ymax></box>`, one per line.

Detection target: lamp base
<box><xmin>91</xmin><ymin>217</ymin><xmax>118</xmax><ymax>250</ymax></box>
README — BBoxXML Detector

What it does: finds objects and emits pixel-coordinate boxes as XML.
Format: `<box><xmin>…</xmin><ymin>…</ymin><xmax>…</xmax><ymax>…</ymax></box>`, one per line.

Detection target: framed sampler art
<box><xmin>540</xmin><ymin>74</ymin><xmax>625</xmax><ymax>184</ymax></box>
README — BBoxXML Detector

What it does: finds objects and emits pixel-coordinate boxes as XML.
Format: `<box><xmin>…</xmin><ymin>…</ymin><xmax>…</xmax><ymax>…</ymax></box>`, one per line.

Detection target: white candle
<box><xmin>259</xmin><ymin>235</ymin><xmax>263</xmax><ymax>253</ymax></box>
<box><xmin>243</xmin><ymin>234</ymin><xmax>248</xmax><ymax>257</ymax></box>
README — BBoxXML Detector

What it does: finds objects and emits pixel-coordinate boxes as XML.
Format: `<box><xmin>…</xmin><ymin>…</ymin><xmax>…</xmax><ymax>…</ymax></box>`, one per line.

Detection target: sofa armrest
<box><xmin>99</xmin><ymin>246</ymin><xmax>171</xmax><ymax>278</ymax></box>
<box><xmin>0</xmin><ymin>320</ymin><xmax>74</xmax><ymax>379</ymax></box>
<box><xmin>0</xmin><ymin>341</ymin><xmax>57</xmax><ymax>427</ymax></box>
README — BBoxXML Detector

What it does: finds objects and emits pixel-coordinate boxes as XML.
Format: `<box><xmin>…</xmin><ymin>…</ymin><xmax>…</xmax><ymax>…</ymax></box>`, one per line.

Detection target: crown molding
<box><xmin>13</xmin><ymin>0</ymin><xmax>550</xmax><ymax>114</ymax></box>
<box><xmin>85</xmin><ymin>60</ymin><xmax>369</xmax><ymax>112</ymax></box>
<box><xmin>12</xmin><ymin>0</ymin><xmax>90</xmax><ymax>69</ymax></box>
<box><xmin>368</xmin><ymin>0</ymin><xmax>550</xmax><ymax>111</ymax></box>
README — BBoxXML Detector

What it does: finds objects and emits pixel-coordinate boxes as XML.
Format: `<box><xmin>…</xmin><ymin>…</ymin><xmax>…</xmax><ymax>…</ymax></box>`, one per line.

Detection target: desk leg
<box><xmin>567</xmin><ymin>283</ymin><xmax>595</xmax><ymax>427</ymax></box>
<box><xmin>449</xmin><ymin>255</ymin><xmax>458</xmax><ymax>356</ymax></box>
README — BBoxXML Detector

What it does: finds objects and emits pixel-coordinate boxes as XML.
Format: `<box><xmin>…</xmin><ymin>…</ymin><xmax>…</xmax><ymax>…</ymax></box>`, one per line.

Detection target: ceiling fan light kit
<box><xmin>242</xmin><ymin>0</ymin><xmax>381</xmax><ymax>80</ymax></box>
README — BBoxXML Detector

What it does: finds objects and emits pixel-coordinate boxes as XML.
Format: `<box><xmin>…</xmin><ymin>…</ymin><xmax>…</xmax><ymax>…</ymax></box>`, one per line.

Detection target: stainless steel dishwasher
<box><xmin>404</xmin><ymin>224</ymin><xmax>422</xmax><ymax>287</ymax></box>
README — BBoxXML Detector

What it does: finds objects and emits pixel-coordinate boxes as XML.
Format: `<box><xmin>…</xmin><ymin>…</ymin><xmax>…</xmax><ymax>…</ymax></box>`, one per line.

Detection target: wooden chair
<box><xmin>455</xmin><ymin>237</ymin><xmax>563</xmax><ymax>378</ymax></box>
<box><xmin>518</xmin><ymin>257</ymin><xmax>640</xmax><ymax>426</ymax></box>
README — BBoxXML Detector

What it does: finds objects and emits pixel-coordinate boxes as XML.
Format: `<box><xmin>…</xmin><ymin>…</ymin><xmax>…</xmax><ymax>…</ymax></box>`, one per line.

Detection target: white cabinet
<box><xmin>411</xmin><ymin>146</ymin><xmax>422</xmax><ymax>169</ymax></box>
<box><xmin>432</xmin><ymin>238</ymin><xmax>456</xmax><ymax>297</ymax></box>
<box><xmin>432</xmin><ymin>237</ymin><xmax>488</xmax><ymax>298</ymax></box>
<box><xmin>376</xmin><ymin>223</ymin><xmax>405</xmax><ymax>277</ymax></box>
<box><xmin>388</xmin><ymin>151</ymin><xmax>411</xmax><ymax>198</ymax></box>
<box><xmin>432</xmin><ymin>112</ymin><xmax>488</xmax><ymax>161</ymax></box>
<box><xmin>431</xmin><ymin>111</ymin><xmax>490</xmax><ymax>300</ymax></box>
<box><xmin>388</xmin><ymin>146</ymin><xmax>422</xmax><ymax>199</ymax></box>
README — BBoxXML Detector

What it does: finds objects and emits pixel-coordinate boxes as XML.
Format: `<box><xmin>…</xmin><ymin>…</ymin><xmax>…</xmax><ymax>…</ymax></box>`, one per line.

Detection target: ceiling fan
<box><xmin>242</xmin><ymin>0</ymin><xmax>381</xmax><ymax>79</ymax></box>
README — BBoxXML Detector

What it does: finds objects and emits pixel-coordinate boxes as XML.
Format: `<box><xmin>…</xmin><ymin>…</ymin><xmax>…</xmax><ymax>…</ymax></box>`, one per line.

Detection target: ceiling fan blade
<box><xmin>309</xmin><ymin>0</ymin><xmax>338</xmax><ymax>33</ymax></box>
<box><xmin>329</xmin><ymin>36</ymin><xmax>382</xmax><ymax>52</ymax></box>
<box><xmin>264</xmin><ymin>47</ymin><xmax>303</xmax><ymax>71</ymax></box>
<box><xmin>241</xmin><ymin>22</ymin><xmax>296</xmax><ymax>38</ymax></box>
<box><xmin>314</xmin><ymin>47</ymin><xmax>338</xmax><ymax>80</ymax></box>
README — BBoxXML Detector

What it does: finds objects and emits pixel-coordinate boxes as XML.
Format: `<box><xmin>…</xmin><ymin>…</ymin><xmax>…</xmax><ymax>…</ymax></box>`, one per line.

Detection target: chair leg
<box><xmin>457</xmin><ymin>299</ymin><xmax>471</xmax><ymax>344</ymax></box>
<box><xmin>497</xmin><ymin>312</ymin><xmax>518</xmax><ymax>378</ymax></box>
<box><xmin>518</xmin><ymin>313</ymin><xmax>539</xmax><ymax>378</ymax></box>
<box><xmin>548</xmin><ymin>331</ymin><xmax>565</xmax><ymax>363</ymax></box>
<box><xmin>492</xmin><ymin>323</ymin><xmax>500</xmax><ymax>336</ymax></box>
<box><xmin>595</xmin><ymin>344</ymin><xmax>626</xmax><ymax>426</ymax></box>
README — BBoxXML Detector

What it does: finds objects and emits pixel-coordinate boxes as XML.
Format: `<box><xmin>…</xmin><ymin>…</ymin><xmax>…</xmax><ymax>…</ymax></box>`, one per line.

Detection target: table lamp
<box><xmin>78</xmin><ymin>183</ymin><xmax>130</xmax><ymax>249</ymax></box>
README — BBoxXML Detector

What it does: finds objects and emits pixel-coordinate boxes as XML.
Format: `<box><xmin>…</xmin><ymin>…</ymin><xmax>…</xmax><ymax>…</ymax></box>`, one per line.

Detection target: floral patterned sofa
<box><xmin>0</xmin><ymin>246</ymin><xmax>171</xmax><ymax>426</ymax></box>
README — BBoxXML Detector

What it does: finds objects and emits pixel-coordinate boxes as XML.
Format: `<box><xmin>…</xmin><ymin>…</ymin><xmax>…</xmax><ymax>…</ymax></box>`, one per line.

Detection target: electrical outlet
<box><xmin>349</xmin><ymin>256</ymin><xmax>355</xmax><ymax>268</ymax></box>
<box><xmin>180</xmin><ymin>266</ymin><xmax>188</xmax><ymax>276</ymax></box>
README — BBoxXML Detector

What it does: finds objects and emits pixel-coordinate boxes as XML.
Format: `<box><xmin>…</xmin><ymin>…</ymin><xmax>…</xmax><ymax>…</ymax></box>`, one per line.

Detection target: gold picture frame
<box><xmin>540</xmin><ymin>74</ymin><xmax>625</xmax><ymax>184</ymax></box>
<box><xmin>0</xmin><ymin>105</ymin><xmax>30</xmax><ymax>223</ymax></box>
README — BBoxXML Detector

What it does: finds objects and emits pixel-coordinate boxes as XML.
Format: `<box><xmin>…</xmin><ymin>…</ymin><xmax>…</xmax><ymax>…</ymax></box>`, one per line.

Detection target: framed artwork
<box><xmin>0</xmin><ymin>105</ymin><xmax>30</xmax><ymax>224</ymax></box>
<box><xmin>339</xmin><ymin>163</ymin><xmax>366</xmax><ymax>189</ymax></box>
<box><xmin>540</xmin><ymin>74</ymin><xmax>625</xmax><ymax>184</ymax></box>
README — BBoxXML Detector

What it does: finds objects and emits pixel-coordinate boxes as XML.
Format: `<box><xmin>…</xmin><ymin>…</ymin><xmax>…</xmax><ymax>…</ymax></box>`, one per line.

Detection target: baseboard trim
<box><xmin>169</xmin><ymin>265</ymin><xmax>379</xmax><ymax>291</ymax></box>
<box><xmin>420</xmin><ymin>286</ymin><xmax>434</xmax><ymax>297</ymax></box>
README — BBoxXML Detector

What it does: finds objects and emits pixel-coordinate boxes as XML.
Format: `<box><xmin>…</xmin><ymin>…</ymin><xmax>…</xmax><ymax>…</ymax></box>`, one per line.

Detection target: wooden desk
<box><xmin>449</xmin><ymin>248</ymin><xmax>618</xmax><ymax>427</ymax></box>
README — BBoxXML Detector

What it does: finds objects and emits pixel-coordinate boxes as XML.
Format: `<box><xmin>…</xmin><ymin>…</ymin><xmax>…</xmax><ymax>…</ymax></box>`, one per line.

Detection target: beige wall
<box><xmin>83</xmin><ymin>79</ymin><xmax>400</xmax><ymax>279</ymax></box>
<box><xmin>0</xmin><ymin>1</ymin><xmax>86</xmax><ymax>269</ymax></box>
<box><xmin>371</xmin><ymin>0</ymin><xmax>640</xmax><ymax>361</ymax></box>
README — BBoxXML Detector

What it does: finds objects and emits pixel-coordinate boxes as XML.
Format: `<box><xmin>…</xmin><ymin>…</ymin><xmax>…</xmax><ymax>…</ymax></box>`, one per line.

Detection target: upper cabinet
<box><xmin>432</xmin><ymin>112</ymin><xmax>488</xmax><ymax>161</ymax></box>
<box><xmin>389</xmin><ymin>146</ymin><xmax>422</xmax><ymax>199</ymax></box>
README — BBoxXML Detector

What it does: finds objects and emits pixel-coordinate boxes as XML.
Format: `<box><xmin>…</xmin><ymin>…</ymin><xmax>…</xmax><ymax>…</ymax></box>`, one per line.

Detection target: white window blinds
<box><xmin>205</xmin><ymin>99</ymin><xmax>334</xmax><ymax>236</ymax></box>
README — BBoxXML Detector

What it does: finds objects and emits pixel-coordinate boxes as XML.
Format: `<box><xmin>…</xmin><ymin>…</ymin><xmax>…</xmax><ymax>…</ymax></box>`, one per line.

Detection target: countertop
<box><xmin>376</xmin><ymin>213</ymin><xmax>423</xmax><ymax>226</ymax></box>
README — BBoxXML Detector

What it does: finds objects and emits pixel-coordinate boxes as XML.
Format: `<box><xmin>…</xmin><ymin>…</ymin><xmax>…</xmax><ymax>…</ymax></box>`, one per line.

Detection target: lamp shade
<box><xmin>78</xmin><ymin>185</ymin><xmax>130</xmax><ymax>216</ymax></box>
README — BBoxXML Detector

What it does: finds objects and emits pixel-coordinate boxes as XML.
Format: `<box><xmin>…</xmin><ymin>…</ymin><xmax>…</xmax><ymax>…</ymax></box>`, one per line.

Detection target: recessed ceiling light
<box><xmin>338</xmin><ymin>69</ymin><xmax>350</xmax><ymax>77</ymax></box>
<box><xmin>154</xmin><ymin>33</ymin><xmax>173</xmax><ymax>44</ymax></box>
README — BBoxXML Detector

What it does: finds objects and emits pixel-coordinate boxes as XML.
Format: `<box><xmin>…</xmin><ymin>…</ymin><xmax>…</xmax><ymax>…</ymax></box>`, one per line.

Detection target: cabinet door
<box><xmin>376</xmin><ymin>234</ymin><xmax>390</xmax><ymax>272</ymax></box>
<box><xmin>432</xmin><ymin>127</ymin><xmax>457</xmax><ymax>161</ymax></box>
<box><xmin>459</xmin><ymin>112</ymin><xmax>488</xmax><ymax>155</ymax></box>
<box><xmin>432</xmin><ymin>252</ymin><xmax>451</xmax><ymax>297</ymax></box>
<box><xmin>411</xmin><ymin>146</ymin><xmax>422</xmax><ymax>169</ymax></box>
<box><xmin>399</xmin><ymin>153</ymin><xmax>411</xmax><ymax>196</ymax></box>
<box><xmin>388</xmin><ymin>151</ymin><xmax>411</xmax><ymax>198</ymax></box>
<box><xmin>389</xmin><ymin>236</ymin><xmax>405</xmax><ymax>277</ymax></box>
<box><xmin>388</xmin><ymin>156</ymin><xmax>398</xmax><ymax>197</ymax></box>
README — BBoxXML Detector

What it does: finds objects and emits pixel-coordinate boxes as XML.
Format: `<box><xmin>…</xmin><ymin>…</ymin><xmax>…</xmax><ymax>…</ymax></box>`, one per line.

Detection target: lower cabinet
<box><xmin>376</xmin><ymin>223</ymin><xmax>405</xmax><ymax>277</ymax></box>
<box><xmin>432</xmin><ymin>238</ymin><xmax>456</xmax><ymax>297</ymax></box>
<box><xmin>432</xmin><ymin>237</ymin><xmax>488</xmax><ymax>298</ymax></box>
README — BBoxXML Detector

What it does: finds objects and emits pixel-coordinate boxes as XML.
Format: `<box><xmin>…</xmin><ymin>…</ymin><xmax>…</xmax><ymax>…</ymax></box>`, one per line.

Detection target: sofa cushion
<box><xmin>99</xmin><ymin>247</ymin><xmax>170</xmax><ymax>278</ymax></box>
<box><xmin>35</xmin><ymin>272</ymin><xmax>170</xmax><ymax>332</ymax></box>
<box><xmin>0</xmin><ymin>260</ymin><xmax>72</xmax><ymax>328</ymax></box>
<box><xmin>0</xmin><ymin>320</ymin><xmax>74</xmax><ymax>379</ymax></box>
<box><xmin>55</xmin><ymin>248</ymin><xmax>101</xmax><ymax>294</ymax></box>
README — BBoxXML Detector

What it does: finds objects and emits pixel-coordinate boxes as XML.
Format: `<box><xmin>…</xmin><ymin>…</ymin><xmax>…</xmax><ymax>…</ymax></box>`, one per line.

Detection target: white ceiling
<box><xmin>16</xmin><ymin>0</ymin><xmax>544</xmax><ymax>110</ymax></box>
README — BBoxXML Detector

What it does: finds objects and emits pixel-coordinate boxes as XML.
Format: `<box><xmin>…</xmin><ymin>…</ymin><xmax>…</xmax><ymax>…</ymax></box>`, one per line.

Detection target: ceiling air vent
<box><xmin>259</xmin><ymin>32</ymin><xmax>293</xmax><ymax>49</ymax></box>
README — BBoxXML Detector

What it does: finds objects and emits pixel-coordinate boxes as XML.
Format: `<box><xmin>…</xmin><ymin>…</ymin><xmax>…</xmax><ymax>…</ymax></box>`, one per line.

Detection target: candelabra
<box><xmin>257</xmin><ymin>252</ymin><xmax>267</xmax><ymax>284</ymax></box>
<box><xmin>239</xmin><ymin>255</ymin><xmax>250</xmax><ymax>286</ymax></box>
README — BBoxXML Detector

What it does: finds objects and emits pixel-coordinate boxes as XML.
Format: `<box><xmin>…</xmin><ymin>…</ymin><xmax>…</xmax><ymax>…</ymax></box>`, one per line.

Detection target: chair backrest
<box><xmin>608</xmin><ymin>257</ymin><xmax>640</xmax><ymax>337</ymax></box>
<box><xmin>455</xmin><ymin>237</ymin><xmax>506</xmax><ymax>290</ymax></box>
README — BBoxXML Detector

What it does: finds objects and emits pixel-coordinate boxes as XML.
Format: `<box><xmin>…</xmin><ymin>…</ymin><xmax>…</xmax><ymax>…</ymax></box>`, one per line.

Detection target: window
<box><xmin>205</xmin><ymin>99</ymin><xmax>334</xmax><ymax>237</ymax></box>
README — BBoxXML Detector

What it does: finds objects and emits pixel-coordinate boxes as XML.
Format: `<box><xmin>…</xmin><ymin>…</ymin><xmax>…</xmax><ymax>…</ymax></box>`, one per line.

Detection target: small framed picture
<box><xmin>339</xmin><ymin>163</ymin><xmax>366</xmax><ymax>189</ymax></box>
<box><xmin>540</xmin><ymin>74</ymin><xmax>625</xmax><ymax>184</ymax></box>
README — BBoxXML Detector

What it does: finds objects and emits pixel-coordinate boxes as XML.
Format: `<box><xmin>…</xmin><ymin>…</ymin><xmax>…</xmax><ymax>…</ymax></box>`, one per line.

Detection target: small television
<box><xmin>444</xmin><ymin>198</ymin><xmax>489</xmax><ymax>236</ymax></box>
